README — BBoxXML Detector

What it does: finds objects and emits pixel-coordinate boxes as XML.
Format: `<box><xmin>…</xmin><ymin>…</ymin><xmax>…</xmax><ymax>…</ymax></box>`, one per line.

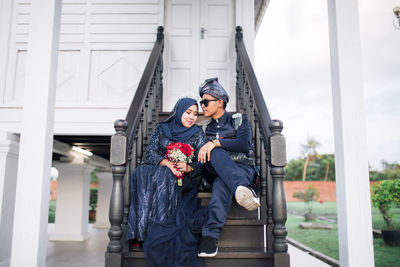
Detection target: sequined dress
<box><xmin>127</xmin><ymin>124</ymin><xmax>207</xmax><ymax>241</ymax></box>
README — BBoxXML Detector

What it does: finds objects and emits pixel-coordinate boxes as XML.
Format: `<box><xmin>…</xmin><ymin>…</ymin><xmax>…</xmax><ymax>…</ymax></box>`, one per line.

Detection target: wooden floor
<box><xmin>46</xmin><ymin>224</ymin><xmax>330</xmax><ymax>267</ymax></box>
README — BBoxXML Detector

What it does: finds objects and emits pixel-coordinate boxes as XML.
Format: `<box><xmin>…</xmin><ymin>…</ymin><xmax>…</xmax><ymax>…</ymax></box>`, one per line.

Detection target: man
<box><xmin>197</xmin><ymin>77</ymin><xmax>260</xmax><ymax>257</ymax></box>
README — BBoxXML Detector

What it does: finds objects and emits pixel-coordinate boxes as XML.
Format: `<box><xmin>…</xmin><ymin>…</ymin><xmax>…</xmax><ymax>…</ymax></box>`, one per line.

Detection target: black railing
<box><xmin>106</xmin><ymin>26</ymin><xmax>164</xmax><ymax>264</ymax></box>
<box><xmin>235</xmin><ymin>26</ymin><xmax>288</xmax><ymax>257</ymax></box>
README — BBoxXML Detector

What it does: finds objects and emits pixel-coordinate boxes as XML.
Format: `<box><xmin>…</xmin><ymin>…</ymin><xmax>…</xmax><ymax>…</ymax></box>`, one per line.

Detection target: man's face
<box><xmin>200</xmin><ymin>94</ymin><xmax>222</xmax><ymax>117</ymax></box>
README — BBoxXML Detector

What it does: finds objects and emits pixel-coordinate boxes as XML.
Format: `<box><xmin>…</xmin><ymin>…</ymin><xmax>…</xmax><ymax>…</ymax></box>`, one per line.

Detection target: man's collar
<box><xmin>213</xmin><ymin>111</ymin><xmax>228</xmax><ymax>124</ymax></box>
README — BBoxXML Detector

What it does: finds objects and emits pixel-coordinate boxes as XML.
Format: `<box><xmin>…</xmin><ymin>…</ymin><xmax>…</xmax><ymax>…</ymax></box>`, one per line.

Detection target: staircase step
<box><xmin>198</xmin><ymin>192</ymin><xmax>259</xmax><ymax>220</ymax></box>
<box><xmin>123</xmin><ymin>247</ymin><xmax>272</xmax><ymax>267</ymax></box>
<box><xmin>219</xmin><ymin>220</ymin><xmax>264</xmax><ymax>247</ymax></box>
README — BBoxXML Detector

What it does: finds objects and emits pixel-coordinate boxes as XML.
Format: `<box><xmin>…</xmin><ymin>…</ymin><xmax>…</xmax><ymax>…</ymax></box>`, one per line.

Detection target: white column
<box><xmin>0</xmin><ymin>0</ymin><xmax>13</xmax><ymax>96</ymax></box>
<box><xmin>50</xmin><ymin>161</ymin><xmax>94</xmax><ymax>241</ymax></box>
<box><xmin>94</xmin><ymin>171</ymin><xmax>112</xmax><ymax>229</ymax></box>
<box><xmin>327</xmin><ymin>1</ymin><xmax>374</xmax><ymax>267</ymax></box>
<box><xmin>0</xmin><ymin>132</ymin><xmax>19</xmax><ymax>267</ymax></box>
<box><xmin>10</xmin><ymin>1</ymin><xmax>62</xmax><ymax>267</ymax></box>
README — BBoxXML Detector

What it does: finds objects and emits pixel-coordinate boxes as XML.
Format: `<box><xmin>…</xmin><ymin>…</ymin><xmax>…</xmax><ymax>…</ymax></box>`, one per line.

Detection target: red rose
<box><xmin>181</xmin><ymin>144</ymin><xmax>194</xmax><ymax>157</ymax></box>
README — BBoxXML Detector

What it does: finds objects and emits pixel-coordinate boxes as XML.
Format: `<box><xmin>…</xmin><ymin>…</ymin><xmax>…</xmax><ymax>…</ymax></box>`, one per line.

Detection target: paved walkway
<box><xmin>46</xmin><ymin>224</ymin><xmax>330</xmax><ymax>267</ymax></box>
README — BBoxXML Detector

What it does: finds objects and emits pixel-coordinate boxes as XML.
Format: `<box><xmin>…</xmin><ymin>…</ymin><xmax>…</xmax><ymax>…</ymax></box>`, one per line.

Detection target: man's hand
<box><xmin>198</xmin><ymin>141</ymin><xmax>217</xmax><ymax>163</ymax></box>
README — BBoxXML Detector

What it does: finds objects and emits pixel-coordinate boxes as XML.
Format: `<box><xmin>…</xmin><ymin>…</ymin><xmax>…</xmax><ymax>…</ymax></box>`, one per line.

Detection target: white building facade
<box><xmin>0</xmin><ymin>0</ymin><xmax>374</xmax><ymax>267</ymax></box>
<box><xmin>0</xmin><ymin>0</ymin><xmax>262</xmax><ymax>135</ymax></box>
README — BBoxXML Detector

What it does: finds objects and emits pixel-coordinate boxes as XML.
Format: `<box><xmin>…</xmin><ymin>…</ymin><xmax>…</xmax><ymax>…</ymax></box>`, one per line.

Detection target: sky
<box><xmin>254</xmin><ymin>0</ymin><xmax>400</xmax><ymax>170</ymax></box>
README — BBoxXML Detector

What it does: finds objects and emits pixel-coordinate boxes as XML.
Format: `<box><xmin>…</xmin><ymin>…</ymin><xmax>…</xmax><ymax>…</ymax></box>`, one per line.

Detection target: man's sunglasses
<box><xmin>200</xmin><ymin>99</ymin><xmax>219</xmax><ymax>107</ymax></box>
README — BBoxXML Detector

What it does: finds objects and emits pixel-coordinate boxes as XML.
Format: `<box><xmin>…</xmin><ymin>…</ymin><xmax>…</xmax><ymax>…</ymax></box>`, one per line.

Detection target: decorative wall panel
<box><xmin>88</xmin><ymin>51</ymin><xmax>150</xmax><ymax>103</ymax></box>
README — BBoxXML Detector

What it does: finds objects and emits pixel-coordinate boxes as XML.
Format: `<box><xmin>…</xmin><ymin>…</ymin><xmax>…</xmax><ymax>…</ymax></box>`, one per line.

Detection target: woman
<box><xmin>127</xmin><ymin>98</ymin><xmax>207</xmax><ymax>266</ymax></box>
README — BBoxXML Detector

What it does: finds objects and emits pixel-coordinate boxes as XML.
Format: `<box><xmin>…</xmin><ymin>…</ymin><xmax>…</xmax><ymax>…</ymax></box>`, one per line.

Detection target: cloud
<box><xmin>255</xmin><ymin>0</ymin><xmax>400</xmax><ymax>170</ymax></box>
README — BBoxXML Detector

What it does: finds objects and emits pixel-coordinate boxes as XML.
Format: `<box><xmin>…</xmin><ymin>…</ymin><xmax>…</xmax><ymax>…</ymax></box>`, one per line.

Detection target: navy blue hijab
<box><xmin>160</xmin><ymin>98</ymin><xmax>200</xmax><ymax>142</ymax></box>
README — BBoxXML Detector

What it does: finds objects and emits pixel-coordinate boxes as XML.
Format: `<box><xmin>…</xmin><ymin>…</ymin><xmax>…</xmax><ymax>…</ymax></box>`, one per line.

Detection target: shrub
<box><xmin>90</xmin><ymin>188</ymin><xmax>98</xmax><ymax>211</ymax></box>
<box><xmin>293</xmin><ymin>184</ymin><xmax>320</xmax><ymax>214</ymax></box>
<box><xmin>371</xmin><ymin>179</ymin><xmax>400</xmax><ymax>230</ymax></box>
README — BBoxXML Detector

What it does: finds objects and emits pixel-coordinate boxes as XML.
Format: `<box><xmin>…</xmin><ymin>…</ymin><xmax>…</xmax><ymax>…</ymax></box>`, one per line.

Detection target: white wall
<box><xmin>0</xmin><ymin>0</ymin><xmax>257</xmax><ymax>135</ymax></box>
<box><xmin>0</xmin><ymin>0</ymin><xmax>164</xmax><ymax>135</ymax></box>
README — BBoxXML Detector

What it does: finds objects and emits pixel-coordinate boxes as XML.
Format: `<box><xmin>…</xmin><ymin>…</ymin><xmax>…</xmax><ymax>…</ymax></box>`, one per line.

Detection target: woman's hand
<box><xmin>159</xmin><ymin>159</ymin><xmax>183</xmax><ymax>177</ymax></box>
<box><xmin>176</xmin><ymin>162</ymin><xmax>192</xmax><ymax>173</ymax></box>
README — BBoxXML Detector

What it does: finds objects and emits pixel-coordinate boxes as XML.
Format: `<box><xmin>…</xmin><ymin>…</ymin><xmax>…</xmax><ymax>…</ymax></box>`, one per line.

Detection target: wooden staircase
<box><xmin>105</xmin><ymin>26</ymin><xmax>290</xmax><ymax>267</ymax></box>
<box><xmin>122</xmin><ymin>192</ymin><xmax>271</xmax><ymax>267</ymax></box>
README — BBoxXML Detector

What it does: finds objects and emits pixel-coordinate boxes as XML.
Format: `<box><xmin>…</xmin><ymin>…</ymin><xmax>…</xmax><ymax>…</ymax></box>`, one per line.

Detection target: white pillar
<box><xmin>50</xmin><ymin>161</ymin><xmax>94</xmax><ymax>241</ymax></box>
<box><xmin>0</xmin><ymin>0</ymin><xmax>13</xmax><ymax>96</ymax></box>
<box><xmin>10</xmin><ymin>1</ymin><xmax>62</xmax><ymax>267</ymax></box>
<box><xmin>0</xmin><ymin>132</ymin><xmax>19</xmax><ymax>267</ymax></box>
<box><xmin>327</xmin><ymin>1</ymin><xmax>374</xmax><ymax>266</ymax></box>
<box><xmin>94</xmin><ymin>171</ymin><xmax>112</xmax><ymax>229</ymax></box>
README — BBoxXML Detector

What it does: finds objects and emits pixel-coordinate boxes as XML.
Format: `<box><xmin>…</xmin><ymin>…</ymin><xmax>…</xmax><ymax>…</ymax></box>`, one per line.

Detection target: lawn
<box><xmin>48</xmin><ymin>200</ymin><xmax>96</xmax><ymax>223</ymax></box>
<box><xmin>48</xmin><ymin>200</ymin><xmax>56</xmax><ymax>223</ymax></box>
<box><xmin>287</xmin><ymin>201</ymin><xmax>400</xmax><ymax>229</ymax></box>
<box><xmin>287</xmin><ymin>202</ymin><xmax>400</xmax><ymax>266</ymax></box>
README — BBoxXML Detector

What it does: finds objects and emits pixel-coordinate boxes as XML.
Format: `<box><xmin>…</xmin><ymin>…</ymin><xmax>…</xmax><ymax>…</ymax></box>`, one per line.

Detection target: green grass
<box><xmin>287</xmin><ymin>201</ymin><xmax>400</xmax><ymax>229</ymax></box>
<box><xmin>48</xmin><ymin>200</ymin><xmax>56</xmax><ymax>223</ymax></box>
<box><xmin>287</xmin><ymin>214</ymin><xmax>339</xmax><ymax>259</ymax></box>
<box><xmin>48</xmin><ymin>200</ymin><xmax>96</xmax><ymax>224</ymax></box>
<box><xmin>287</xmin><ymin>202</ymin><xmax>400</xmax><ymax>266</ymax></box>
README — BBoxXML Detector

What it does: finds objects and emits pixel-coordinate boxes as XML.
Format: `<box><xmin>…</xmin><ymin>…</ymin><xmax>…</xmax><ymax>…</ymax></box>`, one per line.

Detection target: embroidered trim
<box><xmin>232</xmin><ymin>113</ymin><xmax>242</xmax><ymax>130</ymax></box>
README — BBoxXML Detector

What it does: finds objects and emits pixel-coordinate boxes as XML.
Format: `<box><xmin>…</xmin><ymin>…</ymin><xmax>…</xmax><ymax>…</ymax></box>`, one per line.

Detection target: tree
<box><xmin>369</xmin><ymin>161</ymin><xmax>400</xmax><ymax>181</ymax></box>
<box><xmin>371</xmin><ymin>179</ymin><xmax>400</xmax><ymax>230</ymax></box>
<box><xmin>318</xmin><ymin>154</ymin><xmax>335</xmax><ymax>181</ymax></box>
<box><xmin>285</xmin><ymin>158</ymin><xmax>304</xmax><ymax>180</ymax></box>
<box><xmin>382</xmin><ymin>160</ymin><xmax>400</xmax><ymax>180</ymax></box>
<box><xmin>301</xmin><ymin>136</ymin><xmax>321</xmax><ymax>182</ymax></box>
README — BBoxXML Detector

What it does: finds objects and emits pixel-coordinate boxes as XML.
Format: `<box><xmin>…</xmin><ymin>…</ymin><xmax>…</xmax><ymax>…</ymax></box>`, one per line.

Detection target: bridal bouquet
<box><xmin>166</xmin><ymin>142</ymin><xmax>195</xmax><ymax>186</ymax></box>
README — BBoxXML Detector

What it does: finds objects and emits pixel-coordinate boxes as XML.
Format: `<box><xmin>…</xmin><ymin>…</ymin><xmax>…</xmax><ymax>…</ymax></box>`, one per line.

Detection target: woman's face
<box><xmin>181</xmin><ymin>104</ymin><xmax>198</xmax><ymax>128</ymax></box>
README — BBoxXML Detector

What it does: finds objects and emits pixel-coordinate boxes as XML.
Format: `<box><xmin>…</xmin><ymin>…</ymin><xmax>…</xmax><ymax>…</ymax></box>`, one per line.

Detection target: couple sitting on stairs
<box><xmin>127</xmin><ymin>77</ymin><xmax>260</xmax><ymax>267</ymax></box>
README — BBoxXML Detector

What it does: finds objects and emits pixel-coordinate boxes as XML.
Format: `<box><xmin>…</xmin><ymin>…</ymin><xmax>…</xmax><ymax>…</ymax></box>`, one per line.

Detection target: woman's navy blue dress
<box><xmin>127</xmin><ymin>124</ymin><xmax>207</xmax><ymax>242</ymax></box>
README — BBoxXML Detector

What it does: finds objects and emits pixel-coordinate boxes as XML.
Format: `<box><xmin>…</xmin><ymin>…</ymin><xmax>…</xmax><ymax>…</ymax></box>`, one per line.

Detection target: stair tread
<box><xmin>225</xmin><ymin>219</ymin><xmax>264</xmax><ymax>225</ymax></box>
<box><xmin>212</xmin><ymin>247</ymin><xmax>270</xmax><ymax>258</ymax></box>
<box><xmin>124</xmin><ymin>247</ymin><xmax>270</xmax><ymax>259</ymax></box>
<box><xmin>198</xmin><ymin>192</ymin><xmax>212</xmax><ymax>198</ymax></box>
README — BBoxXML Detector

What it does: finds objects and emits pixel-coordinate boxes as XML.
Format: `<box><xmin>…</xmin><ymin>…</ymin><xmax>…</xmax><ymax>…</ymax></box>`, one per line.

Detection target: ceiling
<box><xmin>54</xmin><ymin>135</ymin><xmax>111</xmax><ymax>160</ymax></box>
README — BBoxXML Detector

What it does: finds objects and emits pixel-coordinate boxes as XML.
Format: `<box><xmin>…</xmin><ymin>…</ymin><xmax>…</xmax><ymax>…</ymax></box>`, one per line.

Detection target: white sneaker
<box><xmin>235</xmin><ymin>186</ymin><xmax>260</xmax><ymax>211</ymax></box>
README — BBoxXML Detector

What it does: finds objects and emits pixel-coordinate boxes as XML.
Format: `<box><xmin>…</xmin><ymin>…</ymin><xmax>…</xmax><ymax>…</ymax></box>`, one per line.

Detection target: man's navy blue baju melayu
<box><xmin>201</xmin><ymin>111</ymin><xmax>256</xmax><ymax>239</ymax></box>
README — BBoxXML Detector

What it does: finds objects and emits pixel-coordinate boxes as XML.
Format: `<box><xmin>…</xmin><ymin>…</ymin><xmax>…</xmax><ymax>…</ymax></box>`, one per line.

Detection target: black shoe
<box><xmin>198</xmin><ymin>236</ymin><xmax>218</xmax><ymax>257</ymax></box>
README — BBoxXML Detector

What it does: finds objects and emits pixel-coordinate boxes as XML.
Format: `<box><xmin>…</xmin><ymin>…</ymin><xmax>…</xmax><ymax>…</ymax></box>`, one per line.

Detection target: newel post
<box><xmin>106</xmin><ymin>119</ymin><xmax>128</xmax><ymax>267</ymax></box>
<box><xmin>269</xmin><ymin>120</ymin><xmax>290</xmax><ymax>267</ymax></box>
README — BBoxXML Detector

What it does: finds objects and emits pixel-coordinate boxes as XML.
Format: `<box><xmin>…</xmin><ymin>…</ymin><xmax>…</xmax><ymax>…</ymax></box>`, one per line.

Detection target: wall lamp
<box><xmin>394</xmin><ymin>6</ymin><xmax>400</xmax><ymax>29</ymax></box>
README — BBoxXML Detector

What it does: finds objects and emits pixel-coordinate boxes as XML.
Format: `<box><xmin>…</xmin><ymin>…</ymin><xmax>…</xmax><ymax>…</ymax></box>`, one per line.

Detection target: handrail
<box><xmin>107</xmin><ymin>26</ymin><xmax>164</xmax><ymax>262</ymax></box>
<box><xmin>235</xmin><ymin>26</ymin><xmax>272</xmax><ymax>138</ymax></box>
<box><xmin>235</xmin><ymin>25</ymin><xmax>288</xmax><ymax>258</ymax></box>
<box><xmin>125</xmin><ymin>26</ymin><xmax>164</xmax><ymax>142</ymax></box>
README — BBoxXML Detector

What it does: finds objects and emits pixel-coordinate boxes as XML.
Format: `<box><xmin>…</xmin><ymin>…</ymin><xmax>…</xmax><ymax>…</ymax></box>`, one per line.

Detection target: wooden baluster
<box><xmin>155</xmin><ymin>61</ymin><xmax>162</xmax><ymax>116</ymax></box>
<box><xmin>146</xmin><ymin>89</ymin><xmax>154</xmax><ymax>138</ymax></box>
<box><xmin>254</xmin><ymin>117</ymin><xmax>261</xmax><ymax>174</ymax></box>
<box><xmin>266</xmin><ymin>164</ymin><xmax>274</xmax><ymax>255</ymax></box>
<box><xmin>269</xmin><ymin>120</ymin><xmax>290</xmax><ymax>266</ymax></box>
<box><xmin>157</xmin><ymin>47</ymin><xmax>164</xmax><ymax>112</ymax></box>
<box><xmin>239</xmin><ymin>66</ymin><xmax>245</xmax><ymax>112</ymax></box>
<box><xmin>122</xmin><ymin>132</ymin><xmax>138</xmax><ymax>253</ymax></box>
<box><xmin>106</xmin><ymin>119</ymin><xmax>127</xmax><ymax>266</ymax></box>
<box><xmin>137</xmin><ymin>114</ymin><xmax>144</xmax><ymax>165</ymax></box>
<box><xmin>260</xmin><ymin>136</ymin><xmax>268</xmax><ymax>200</ymax></box>
<box><xmin>150</xmin><ymin>81</ymin><xmax>157</xmax><ymax>128</ymax></box>
<box><xmin>248</xmin><ymin>94</ymin><xmax>254</xmax><ymax>125</ymax></box>
<box><xmin>143</xmin><ymin>98</ymin><xmax>150</xmax><ymax>152</ymax></box>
